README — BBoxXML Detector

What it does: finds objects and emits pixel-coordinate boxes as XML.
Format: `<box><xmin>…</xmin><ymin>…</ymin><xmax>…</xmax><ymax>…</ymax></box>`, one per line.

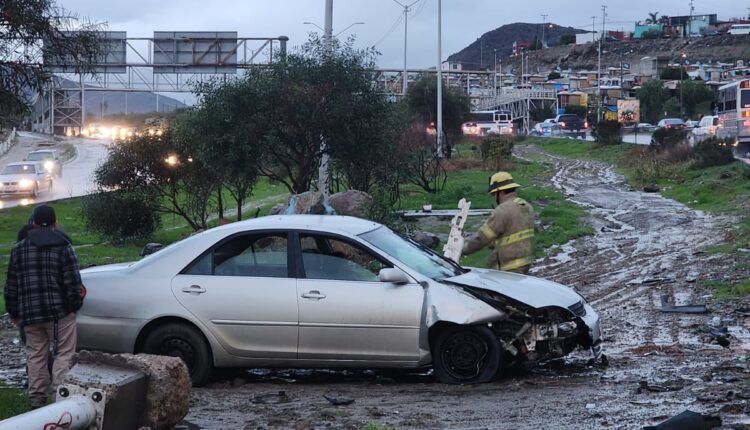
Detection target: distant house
<box><xmin>634</xmin><ymin>24</ymin><xmax>663</xmax><ymax>39</ymax></box>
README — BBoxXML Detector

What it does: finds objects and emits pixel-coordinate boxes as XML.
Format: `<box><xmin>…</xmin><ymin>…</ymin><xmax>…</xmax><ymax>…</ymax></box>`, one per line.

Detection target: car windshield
<box><xmin>26</xmin><ymin>152</ymin><xmax>53</xmax><ymax>161</ymax></box>
<box><xmin>663</xmin><ymin>119</ymin><xmax>683</xmax><ymax>125</ymax></box>
<box><xmin>360</xmin><ymin>227</ymin><xmax>466</xmax><ymax>280</ymax></box>
<box><xmin>2</xmin><ymin>164</ymin><xmax>36</xmax><ymax>174</ymax></box>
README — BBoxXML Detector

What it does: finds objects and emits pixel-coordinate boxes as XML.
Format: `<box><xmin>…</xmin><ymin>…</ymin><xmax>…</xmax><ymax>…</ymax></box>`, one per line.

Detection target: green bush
<box><xmin>693</xmin><ymin>137</ymin><xmax>736</xmax><ymax>168</ymax></box>
<box><xmin>593</xmin><ymin>120</ymin><xmax>622</xmax><ymax>145</ymax></box>
<box><xmin>650</xmin><ymin>127</ymin><xmax>688</xmax><ymax>150</ymax></box>
<box><xmin>480</xmin><ymin>136</ymin><xmax>514</xmax><ymax>170</ymax></box>
<box><xmin>81</xmin><ymin>190</ymin><xmax>161</xmax><ymax>241</ymax></box>
<box><xmin>563</xmin><ymin>105</ymin><xmax>587</xmax><ymax>118</ymax></box>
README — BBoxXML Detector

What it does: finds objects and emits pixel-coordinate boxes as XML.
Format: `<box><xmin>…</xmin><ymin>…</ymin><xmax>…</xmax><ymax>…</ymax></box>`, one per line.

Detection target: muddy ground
<box><xmin>2</xmin><ymin>146</ymin><xmax>749</xmax><ymax>429</ymax></box>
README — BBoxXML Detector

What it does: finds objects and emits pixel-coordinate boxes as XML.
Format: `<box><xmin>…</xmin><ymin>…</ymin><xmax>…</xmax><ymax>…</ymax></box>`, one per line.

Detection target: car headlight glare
<box><xmin>18</xmin><ymin>179</ymin><xmax>34</xmax><ymax>188</ymax></box>
<box><xmin>44</xmin><ymin>161</ymin><xmax>54</xmax><ymax>170</ymax></box>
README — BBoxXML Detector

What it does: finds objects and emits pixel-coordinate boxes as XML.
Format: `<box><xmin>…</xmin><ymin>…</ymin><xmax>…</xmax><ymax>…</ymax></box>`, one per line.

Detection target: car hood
<box><xmin>0</xmin><ymin>174</ymin><xmax>36</xmax><ymax>181</ymax></box>
<box><xmin>81</xmin><ymin>262</ymin><xmax>135</xmax><ymax>274</ymax></box>
<box><xmin>444</xmin><ymin>268</ymin><xmax>583</xmax><ymax>309</ymax></box>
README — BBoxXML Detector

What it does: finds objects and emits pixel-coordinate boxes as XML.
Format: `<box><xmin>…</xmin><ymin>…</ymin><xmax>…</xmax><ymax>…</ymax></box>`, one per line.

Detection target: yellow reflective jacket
<box><xmin>462</xmin><ymin>191</ymin><xmax>535</xmax><ymax>273</ymax></box>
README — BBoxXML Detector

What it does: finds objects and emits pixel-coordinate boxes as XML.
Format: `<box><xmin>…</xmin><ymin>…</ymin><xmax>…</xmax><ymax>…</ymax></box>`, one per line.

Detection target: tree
<box><xmin>663</xmin><ymin>97</ymin><xmax>680</xmax><ymax>117</ymax></box>
<box><xmin>637</xmin><ymin>79</ymin><xmax>669</xmax><ymax>123</ymax></box>
<box><xmin>406</xmin><ymin>75</ymin><xmax>471</xmax><ymax>158</ymax></box>
<box><xmin>559</xmin><ymin>34</ymin><xmax>576</xmax><ymax>45</ymax></box>
<box><xmin>530</xmin><ymin>104</ymin><xmax>555</xmax><ymax>121</ymax></box>
<box><xmin>93</xmin><ymin>127</ymin><xmax>217</xmax><ymax>230</ymax></box>
<box><xmin>645</xmin><ymin>12</ymin><xmax>660</xmax><ymax>24</ymax></box>
<box><xmin>1</xmin><ymin>0</ymin><xmax>103</xmax><ymax>127</ymax></box>
<box><xmin>678</xmin><ymin>80</ymin><xmax>715</xmax><ymax>117</ymax></box>
<box><xmin>547</xmin><ymin>71</ymin><xmax>562</xmax><ymax>80</ymax></box>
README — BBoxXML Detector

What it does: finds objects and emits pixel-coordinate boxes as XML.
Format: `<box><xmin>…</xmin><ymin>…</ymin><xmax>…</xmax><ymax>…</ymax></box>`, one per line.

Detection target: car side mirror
<box><xmin>378</xmin><ymin>268</ymin><xmax>410</xmax><ymax>285</ymax></box>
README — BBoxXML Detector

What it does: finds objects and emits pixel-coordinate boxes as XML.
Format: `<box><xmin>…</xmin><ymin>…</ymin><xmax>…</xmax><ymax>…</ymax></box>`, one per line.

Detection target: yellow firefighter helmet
<box><xmin>488</xmin><ymin>171</ymin><xmax>520</xmax><ymax>194</ymax></box>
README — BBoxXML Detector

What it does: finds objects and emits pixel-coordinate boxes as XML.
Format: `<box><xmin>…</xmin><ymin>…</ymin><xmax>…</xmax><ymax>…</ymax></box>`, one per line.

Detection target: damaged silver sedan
<box><xmin>77</xmin><ymin>216</ymin><xmax>601</xmax><ymax>385</ymax></box>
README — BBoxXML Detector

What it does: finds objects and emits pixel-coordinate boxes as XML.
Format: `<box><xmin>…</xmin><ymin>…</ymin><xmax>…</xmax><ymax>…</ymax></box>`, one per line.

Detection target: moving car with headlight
<box><xmin>78</xmin><ymin>216</ymin><xmax>602</xmax><ymax>386</ymax></box>
<box><xmin>0</xmin><ymin>162</ymin><xmax>53</xmax><ymax>198</ymax></box>
<box><xmin>25</xmin><ymin>149</ymin><xmax>62</xmax><ymax>178</ymax></box>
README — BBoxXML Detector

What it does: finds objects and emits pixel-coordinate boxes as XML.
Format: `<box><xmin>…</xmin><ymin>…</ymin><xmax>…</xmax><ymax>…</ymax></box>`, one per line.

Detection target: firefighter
<box><xmin>462</xmin><ymin>172</ymin><xmax>535</xmax><ymax>274</ymax></box>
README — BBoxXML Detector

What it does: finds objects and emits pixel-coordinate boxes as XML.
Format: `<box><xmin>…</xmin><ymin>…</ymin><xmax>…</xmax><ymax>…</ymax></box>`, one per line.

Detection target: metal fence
<box><xmin>0</xmin><ymin>128</ymin><xmax>17</xmax><ymax>156</ymax></box>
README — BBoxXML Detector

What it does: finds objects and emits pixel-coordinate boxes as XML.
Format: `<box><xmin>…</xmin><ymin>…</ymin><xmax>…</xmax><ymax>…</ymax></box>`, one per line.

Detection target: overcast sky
<box><xmin>59</xmin><ymin>0</ymin><xmax>747</xmax><ymax>69</ymax></box>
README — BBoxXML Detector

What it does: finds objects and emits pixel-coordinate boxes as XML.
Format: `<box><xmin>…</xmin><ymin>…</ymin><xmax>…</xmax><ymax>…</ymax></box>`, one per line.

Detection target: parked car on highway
<box><xmin>25</xmin><ymin>149</ymin><xmax>63</xmax><ymax>178</ymax></box>
<box><xmin>0</xmin><ymin>162</ymin><xmax>53</xmax><ymax>198</ymax></box>
<box><xmin>532</xmin><ymin>122</ymin><xmax>562</xmax><ymax>137</ymax></box>
<box><xmin>635</xmin><ymin>123</ymin><xmax>657</xmax><ymax>132</ymax></box>
<box><xmin>77</xmin><ymin>215</ymin><xmax>602</xmax><ymax>386</ymax></box>
<box><xmin>685</xmin><ymin>120</ymin><xmax>699</xmax><ymax>129</ymax></box>
<box><xmin>656</xmin><ymin>118</ymin><xmax>687</xmax><ymax>130</ymax></box>
<box><xmin>554</xmin><ymin>114</ymin><xmax>588</xmax><ymax>138</ymax></box>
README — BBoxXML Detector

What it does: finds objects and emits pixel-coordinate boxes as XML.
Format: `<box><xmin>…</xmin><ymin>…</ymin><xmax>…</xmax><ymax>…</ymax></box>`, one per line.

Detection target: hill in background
<box><xmin>447</xmin><ymin>22</ymin><xmax>588</xmax><ymax>69</ymax></box>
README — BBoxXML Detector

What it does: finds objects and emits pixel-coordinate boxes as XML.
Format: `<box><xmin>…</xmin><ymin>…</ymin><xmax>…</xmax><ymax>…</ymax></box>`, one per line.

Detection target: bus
<box><xmin>729</xmin><ymin>24</ymin><xmax>750</xmax><ymax>35</ymax></box>
<box><xmin>462</xmin><ymin>110</ymin><xmax>514</xmax><ymax>136</ymax></box>
<box><xmin>716</xmin><ymin>79</ymin><xmax>750</xmax><ymax>158</ymax></box>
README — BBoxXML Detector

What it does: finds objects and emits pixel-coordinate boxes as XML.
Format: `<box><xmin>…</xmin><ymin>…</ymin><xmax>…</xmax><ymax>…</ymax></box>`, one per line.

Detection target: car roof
<box><xmin>210</xmin><ymin>215</ymin><xmax>382</xmax><ymax>236</ymax></box>
<box><xmin>29</xmin><ymin>149</ymin><xmax>55</xmax><ymax>154</ymax></box>
<box><xmin>5</xmin><ymin>161</ymin><xmax>38</xmax><ymax>166</ymax></box>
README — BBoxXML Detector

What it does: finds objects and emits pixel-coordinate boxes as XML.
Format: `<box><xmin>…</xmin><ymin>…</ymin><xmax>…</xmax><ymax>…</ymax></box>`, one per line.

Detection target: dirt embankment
<box><xmin>503</xmin><ymin>34</ymin><xmax>750</xmax><ymax>74</ymax></box>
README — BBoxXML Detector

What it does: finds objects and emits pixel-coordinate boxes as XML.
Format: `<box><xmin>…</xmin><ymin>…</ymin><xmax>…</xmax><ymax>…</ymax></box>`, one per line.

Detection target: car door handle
<box><xmin>181</xmin><ymin>285</ymin><xmax>206</xmax><ymax>294</ymax></box>
<box><xmin>301</xmin><ymin>290</ymin><xmax>326</xmax><ymax>300</ymax></box>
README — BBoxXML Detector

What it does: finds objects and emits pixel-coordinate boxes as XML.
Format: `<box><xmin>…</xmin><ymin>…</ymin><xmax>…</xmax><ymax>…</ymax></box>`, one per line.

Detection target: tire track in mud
<box><xmin>521</xmin><ymin>145</ymin><xmax>728</xmax><ymax>353</ymax></box>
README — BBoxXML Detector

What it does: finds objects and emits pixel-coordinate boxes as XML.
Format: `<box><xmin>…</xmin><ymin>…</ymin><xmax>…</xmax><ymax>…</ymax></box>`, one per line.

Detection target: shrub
<box><xmin>81</xmin><ymin>190</ymin><xmax>161</xmax><ymax>242</ymax></box>
<box><xmin>480</xmin><ymin>136</ymin><xmax>514</xmax><ymax>170</ymax></box>
<box><xmin>658</xmin><ymin>143</ymin><xmax>694</xmax><ymax>163</ymax></box>
<box><xmin>593</xmin><ymin>120</ymin><xmax>622</xmax><ymax>145</ymax></box>
<box><xmin>650</xmin><ymin>127</ymin><xmax>688</xmax><ymax>151</ymax></box>
<box><xmin>693</xmin><ymin>137</ymin><xmax>736</xmax><ymax>168</ymax></box>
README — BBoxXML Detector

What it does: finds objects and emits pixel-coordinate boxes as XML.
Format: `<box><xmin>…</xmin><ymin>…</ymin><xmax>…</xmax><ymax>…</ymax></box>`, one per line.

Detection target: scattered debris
<box><xmin>251</xmin><ymin>391</ymin><xmax>290</xmax><ymax>404</ymax></box>
<box><xmin>643</xmin><ymin>410</ymin><xmax>721</xmax><ymax>430</ymax></box>
<box><xmin>585</xmin><ymin>403</ymin><xmax>596</xmax><ymax>409</ymax></box>
<box><xmin>659</xmin><ymin>295</ymin><xmax>707</xmax><ymax>314</ymax></box>
<box><xmin>735</xmin><ymin>308</ymin><xmax>750</xmax><ymax>317</ymax></box>
<box><xmin>708</xmin><ymin>326</ymin><xmax>731</xmax><ymax>349</ymax></box>
<box><xmin>323</xmin><ymin>395</ymin><xmax>355</xmax><ymax>406</ymax></box>
<box><xmin>638</xmin><ymin>379</ymin><xmax>685</xmax><ymax>393</ymax></box>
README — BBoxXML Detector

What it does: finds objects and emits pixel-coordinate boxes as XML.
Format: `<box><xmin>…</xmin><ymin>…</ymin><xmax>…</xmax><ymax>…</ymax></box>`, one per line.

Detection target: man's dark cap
<box><xmin>33</xmin><ymin>204</ymin><xmax>56</xmax><ymax>227</ymax></box>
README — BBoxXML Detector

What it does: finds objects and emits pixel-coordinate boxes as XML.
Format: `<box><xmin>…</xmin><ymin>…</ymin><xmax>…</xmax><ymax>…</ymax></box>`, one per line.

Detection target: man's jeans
<box><xmin>23</xmin><ymin>313</ymin><xmax>77</xmax><ymax>408</ymax></box>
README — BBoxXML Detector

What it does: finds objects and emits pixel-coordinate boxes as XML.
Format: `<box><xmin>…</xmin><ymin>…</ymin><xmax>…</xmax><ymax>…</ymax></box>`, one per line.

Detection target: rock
<box><xmin>643</xmin><ymin>184</ymin><xmax>660</xmax><ymax>193</ymax></box>
<box><xmin>269</xmin><ymin>203</ymin><xmax>286</xmax><ymax>215</ymax></box>
<box><xmin>328</xmin><ymin>190</ymin><xmax>373</xmax><ymax>218</ymax></box>
<box><xmin>140</xmin><ymin>243</ymin><xmax>163</xmax><ymax>257</ymax></box>
<box><xmin>75</xmin><ymin>351</ymin><xmax>191</xmax><ymax>430</ymax></box>
<box><xmin>411</xmin><ymin>231</ymin><xmax>440</xmax><ymax>249</ymax></box>
<box><xmin>286</xmin><ymin>191</ymin><xmax>325</xmax><ymax>215</ymax></box>
<box><xmin>719</xmin><ymin>171</ymin><xmax>732</xmax><ymax>179</ymax></box>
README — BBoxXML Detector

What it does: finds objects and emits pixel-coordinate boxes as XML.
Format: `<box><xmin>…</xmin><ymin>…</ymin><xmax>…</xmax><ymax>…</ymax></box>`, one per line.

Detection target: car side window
<box><xmin>299</xmin><ymin>234</ymin><xmax>389</xmax><ymax>282</ymax></box>
<box><xmin>185</xmin><ymin>232</ymin><xmax>288</xmax><ymax>278</ymax></box>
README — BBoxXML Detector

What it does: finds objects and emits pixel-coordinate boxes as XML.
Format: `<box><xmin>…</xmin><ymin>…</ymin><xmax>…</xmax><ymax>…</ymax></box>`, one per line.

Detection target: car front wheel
<box><xmin>432</xmin><ymin>326</ymin><xmax>501</xmax><ymax>384</ymax></box>
<box><xmin>142</xmin><ymin>323</ymin><xmax>213</xmax><ymax>386</ymax></box>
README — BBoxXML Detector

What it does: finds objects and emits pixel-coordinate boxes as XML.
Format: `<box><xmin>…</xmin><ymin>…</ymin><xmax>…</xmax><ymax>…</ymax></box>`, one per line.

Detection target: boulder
<box><xmin>643</xmin><ymin>184</ymin><xmax>660</xmax><ymax>193</ymax></box>
<box><xmin>410</xmin><ymin>231</ymin><xmax>440</xmax><ymax>250</ymax></box>
<box><xmin>74</xmin><ymin>351</ymin><xmax>190</xmax><ymax>430</ymax></box>
<box><xmin>328</xmin><ymin>190</ymin><xmax>373</xmax><ymax>218</ymax></box>
<box><xmin>140</xmin><ymin>243</ymin><xmax>163</xmax><ymax>257</ymax></box>
<box><xmin>269</xmin><ymin>203</ymin><xmax>286</xmax><ymax>215</ymax></box>
<box><xmin>286</xmin><ymin>191</ymin><xmax>325</xmax><ymax>215</ymax></box>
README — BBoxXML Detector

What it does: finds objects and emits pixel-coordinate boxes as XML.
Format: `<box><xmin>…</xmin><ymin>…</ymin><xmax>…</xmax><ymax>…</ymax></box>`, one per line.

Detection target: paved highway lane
<box><xmin>0</xmin><ymin>133</ymin><xmax>110</xmax><ymax>210</ymax></box>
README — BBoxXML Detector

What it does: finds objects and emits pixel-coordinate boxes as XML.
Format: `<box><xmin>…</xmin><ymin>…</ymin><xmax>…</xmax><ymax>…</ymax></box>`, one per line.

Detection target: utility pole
<box><xmin>494</xmin><ymin>48</ymin><xmax>498</xmax><ymax>97</ymax></box>
<box><xmin>541</xmin><ymin>14</ymin><xmax>548</xmax><ymax>49</ymax></box>
<box><xmin>436</xmin><ymin>0</ymin><xmax>443</xmax><ymax>157</ymax></box>
<box><xmin>688</xmin><ymin>0</ymin><xmax>694</xmax><ymax>37</ymax></box>
<box><xmin>597</xmin><ymin>5</ymin><xmax>607</xmax><ymax>122</ymax></box>
<box><xmin>479</xmin><ymin>38</ymin><xmax>483</xmax><ymax>69</ymax></box>
<box><xmin>318</xmin><ymin>0</ymin><xmax>333</xmax><ymax>197</ymax></box>
<box><xmin>591</xmin><ymin>16</ymin><xmax>596</xmax><ymax>43</ymax></box>
<box><xmin>393</xmin><ymin>0</ymin><xmax>420</xmax><ymax>96</ymax></box>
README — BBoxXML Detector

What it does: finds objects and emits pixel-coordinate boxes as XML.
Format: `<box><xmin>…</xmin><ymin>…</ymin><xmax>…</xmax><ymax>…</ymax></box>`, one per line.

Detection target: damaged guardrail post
<box><xmin>0</xmin><ymin>352</ymin><xmax>191</xmax><ymax>430</ymax></box>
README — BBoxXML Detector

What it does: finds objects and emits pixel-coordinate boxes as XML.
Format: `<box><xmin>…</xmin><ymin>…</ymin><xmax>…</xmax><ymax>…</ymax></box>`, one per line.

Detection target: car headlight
<box><xmin>43</xmin><ymin>161</ymin><xmax>54</xmax><ymax>171</ymax></box>
<box><xmin>18</xmin><ymin>179</ymin><xmax>34</xmax><ymax>188</ymax></box>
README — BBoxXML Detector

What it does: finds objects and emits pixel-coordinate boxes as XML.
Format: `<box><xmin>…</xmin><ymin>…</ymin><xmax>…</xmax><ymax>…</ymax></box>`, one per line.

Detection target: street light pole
<box><xmin>541</xmin><ymin>14</ymin><xmax>548</xmax><ymax>49</ymax></box>
<box><xmin>680</xmin><ymin>53</ymin><xmax>686</xmax><ymax>117</ymax></box>
<box><xmin>318</xmin><ymin>0</ymin><xmax>333</xmax><ymax>198</ymax></box>
<box><xmin>494</xmin><ymin>48</ymin><xmax>498</xmax><ymax>97</ymax></box>
<box><xmin>597</xmin><ymin>5</ymin><xmax>607</xmax><ymax>122</ymax></box>
<box><xmin>436</xmin><ymin>0</ymin><xmax>443</xmax><ymax>157</ymax></box>
<box><xmin>393</xmin><ymin>0</ymin><xmax>419</xmax><ymax>96</ymax></box>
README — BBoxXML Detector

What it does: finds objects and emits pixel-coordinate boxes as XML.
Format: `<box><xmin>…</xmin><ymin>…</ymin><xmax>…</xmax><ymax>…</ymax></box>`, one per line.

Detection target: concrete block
<box><xmin>75</xmin><ymin>351</ymin><xmax>191</xmax><ymax>430</ymax></box>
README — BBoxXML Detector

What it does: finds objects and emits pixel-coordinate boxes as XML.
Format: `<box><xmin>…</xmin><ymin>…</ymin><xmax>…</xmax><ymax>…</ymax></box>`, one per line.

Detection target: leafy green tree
<box><xmin>547</xmin><ymin>71</ymin><xmax>562</xmax><ymax>80</ymax></box>
<box><xmin>678</xmin><ymin>80</ymin><xmax>715</xmax><ymax>117</ymax></box>
<box><xmin>1</xmin><ymin>0</ymin><xmax>103</xmax><ymax>127</ymax></box>
<box><xmin>559</xmin><ymin>34</ymin><xmax>576</xmax><ymax>45</ymax></box>
<box><xmin>406</xmin><ymin>75</ymin><xmax>471</xmax><ymax>158</ymax></box>
<box><xmin>637</xmin><ymin>79</ymin><xmax>669</xmax><ymax>123</ymax></box>
<box><xmin>663</xmin><ymin>97</ymin><xmax>681</xmax><ymax>117</ymax></box>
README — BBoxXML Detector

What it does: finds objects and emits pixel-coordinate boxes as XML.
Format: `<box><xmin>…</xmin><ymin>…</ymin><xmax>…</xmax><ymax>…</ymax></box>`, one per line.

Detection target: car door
<box><xmin>295</xmin><ymin>232</ymin><xmax>424</xmax><ymax>363</ymax></box>
<box><xmin>171</xmin><ymin>231</ymin><xmax>298</xmax><ymax>359</ymax></box>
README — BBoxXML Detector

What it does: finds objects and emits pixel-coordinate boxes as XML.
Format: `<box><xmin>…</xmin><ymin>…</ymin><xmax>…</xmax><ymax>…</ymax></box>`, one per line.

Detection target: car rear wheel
<box><xmin>432</xmin><ymin>326</ymin><xmax>501</xmax><ymax>384</ymax></box>
<box><xmin>142</xmin><ymin>323</ymin><xmax>213</xmax><ymax>386</ymax></box>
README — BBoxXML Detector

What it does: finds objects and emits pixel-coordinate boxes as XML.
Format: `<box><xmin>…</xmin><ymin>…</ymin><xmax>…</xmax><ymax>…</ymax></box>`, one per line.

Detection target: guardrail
<box><xmin>0</xmin><ymin>128</ymin><xmax>17</xmax><ymax>157</ymax></box>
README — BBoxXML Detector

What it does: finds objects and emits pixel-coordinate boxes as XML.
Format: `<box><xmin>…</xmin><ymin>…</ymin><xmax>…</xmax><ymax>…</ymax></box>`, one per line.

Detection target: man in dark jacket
<box><xmin>4</xmin><ymin>204</ymin><xmax>83</xmax><ymax>408</ymax></box>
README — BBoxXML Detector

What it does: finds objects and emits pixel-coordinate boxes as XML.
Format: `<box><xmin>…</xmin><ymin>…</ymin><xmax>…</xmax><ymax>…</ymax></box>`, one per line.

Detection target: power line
<box><xmin>372</xmin><ymin>12</ymin><xmax>404</xmax><ymax>47</ymax></box>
